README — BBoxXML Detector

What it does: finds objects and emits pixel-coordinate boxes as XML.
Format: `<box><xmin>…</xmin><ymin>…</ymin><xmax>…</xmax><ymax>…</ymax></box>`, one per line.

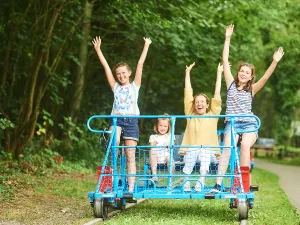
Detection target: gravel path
<box><xmin>254</xmin><ymin>158</ymin><xmax>300</xmax><ymax>214</ymax></box>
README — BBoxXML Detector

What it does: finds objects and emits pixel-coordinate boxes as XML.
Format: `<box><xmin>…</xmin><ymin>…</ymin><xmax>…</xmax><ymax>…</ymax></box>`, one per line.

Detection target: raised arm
<box><xmin>222</xmin><ymin>24</ymin><xmax>235</xmax><ymax>88</ymax></box>
<box><xmin>214</xmin><ymin>63</ymin><xmax>223</xmax><ymax>98</ymax></box>
<box><xmin>92</xmin><ymin>36</ymin><xmax>116</xmax><ymax>89</ymax></box>
<box><xmin>134</xmin><ymin>37</ymin><xmax>152</xmax><ymax>87</ymax></box>
<box><xmin>185</xmin><ymin>62</ymin><xmax>195</xmax><ymax>89</ymax></box>
<box><xmin>252</xmin><ymin>47</ymin><xmax>284</xmax><ymax>95</ymax></box>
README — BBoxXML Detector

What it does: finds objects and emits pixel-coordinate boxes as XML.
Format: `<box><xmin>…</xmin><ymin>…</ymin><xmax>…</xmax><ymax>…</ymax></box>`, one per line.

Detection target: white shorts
<box><xmin>182</xmin><ymin>148</ymin><xmax>211</xmax><ymax>174</ymax></box>
<box><xmin>153</xmin><ymin>149</ymin><xmax>170</xmax><ymax>163</ymax></box>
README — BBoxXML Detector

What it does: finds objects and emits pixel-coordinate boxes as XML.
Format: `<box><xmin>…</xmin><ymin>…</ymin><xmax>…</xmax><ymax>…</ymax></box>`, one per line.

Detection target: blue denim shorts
<box><xmin>224</xmin><ymin>120</ymin><xmax>258</xmax><ymax>137</ymax></box>
<box><xmin>109</xmin><ymin>118</ymin><xmax>139</xmax><ymax>141</ymax></box>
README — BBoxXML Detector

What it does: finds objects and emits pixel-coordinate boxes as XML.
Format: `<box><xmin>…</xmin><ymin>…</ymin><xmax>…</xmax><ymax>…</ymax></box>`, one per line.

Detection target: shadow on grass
<box><xmin>129</xmin><ymin>199</ymin><xmax>238</xmax><ymax>223</ymax></box>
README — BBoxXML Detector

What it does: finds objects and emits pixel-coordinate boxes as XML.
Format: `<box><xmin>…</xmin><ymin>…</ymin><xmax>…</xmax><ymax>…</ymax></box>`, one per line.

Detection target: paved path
<box><xmin>254</xmin><ymin>159</ymin><xmax>300</xmax><ymax>214</ymax></box>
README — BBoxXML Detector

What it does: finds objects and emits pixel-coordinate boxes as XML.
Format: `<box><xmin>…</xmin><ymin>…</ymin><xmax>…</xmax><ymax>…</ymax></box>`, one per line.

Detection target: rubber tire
<box><xmin>93</xmin><ymin>198</ymin><xmax>109</xmax><ymax>219</ymax></box>
<box><xmin>116</xmin><ymin>198</ymin><xmax>126</xmax><ymax>211</ymax></box>
<box><xmin>237</xmin><ymin>199</ymin><xmax>249</xmax><ymax>221</ymax></box>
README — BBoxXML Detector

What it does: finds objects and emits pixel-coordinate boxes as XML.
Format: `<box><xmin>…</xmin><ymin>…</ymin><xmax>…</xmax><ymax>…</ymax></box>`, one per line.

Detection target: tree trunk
<box><xmin>0</xmin><ymin>1</ymin><xmax>33</xmax><ymax>98</ymax></box>
<box><xmin>69</xmin><ymin>0</ymin><xmax>93</xmax><ymax>123</ymax></box>
<box><xmin>1</xmin><ymin>1</ymin><xmax>33</xmax><ymax>152</ymax></box>
<box><xmin>11</xmin><ymin>1</ymin><xmax>64</xmax><ymax>158</ymax></box>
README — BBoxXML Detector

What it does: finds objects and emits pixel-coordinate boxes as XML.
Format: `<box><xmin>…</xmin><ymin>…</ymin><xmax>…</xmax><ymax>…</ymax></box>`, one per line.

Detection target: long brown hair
<box><xmin>234</xmin><ymin>61</ymin><xmax>255</xmax><ymax>91</ymax></box>
<box><xmin>192</xmin><ymin>93</ymin><xmax>210</xmax><ymax>114</ymax></box>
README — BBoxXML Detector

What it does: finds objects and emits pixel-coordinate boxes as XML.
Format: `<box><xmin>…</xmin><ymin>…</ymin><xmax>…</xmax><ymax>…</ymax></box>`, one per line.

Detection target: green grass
<box><xmin>255</xmin><ymin>154</ymin><xmax>300</xmax><ymax>166</ymax></box>
<box><xmin>103</xmin><ymin>169</ymin><xmax>300</xmax><ymax>225</ymax></box>
<box><xmin>1</xmin><ymin>164</ymin><xmax>300</xmax><ymax>225</ymax></box>
<box><xmin>275</xmin><ymin>146</ymin><xmax>300</xmax><ymax>153</ymax></box>
<box><xmin>34</xmin><ymin>174</ymin><xmax>96</xmax><ymax>199</ymax></box>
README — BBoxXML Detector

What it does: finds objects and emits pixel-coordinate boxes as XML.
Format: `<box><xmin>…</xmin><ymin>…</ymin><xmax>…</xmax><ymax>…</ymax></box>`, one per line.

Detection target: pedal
<box><xmin>205</xmin><ymin>193</ymin><xmax>215</xmax><ymax>199</ymax></box>
<box><xmin>123</xmin><ymin>193</ymin><xmax>133</xmax><ymax>199</ymax></box>
<box><xmin>127</xmin><ymin>198</ymin><xmax>137</xmax><ymax>203</ymax></box>
<box><xmin>250</xmin><ymin>185</ymin><xmax>259</xmax><ymax>191</ymax></box>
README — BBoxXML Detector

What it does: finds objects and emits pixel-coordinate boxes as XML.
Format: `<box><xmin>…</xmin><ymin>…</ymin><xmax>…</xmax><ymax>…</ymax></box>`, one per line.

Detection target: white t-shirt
<box><xmin>149</xmin><ymin>133</ymin><xmax>173</xmax><ymax>148</ymax></box>
<box><xmin>111</xmin><ymin>82</ymin><xmax>140</xmax><ymax>115</ymax></box>
<box><xmin>149</xmin><ymin>133</ymin><xmax>176</xmax><ymax>163</ymax></box>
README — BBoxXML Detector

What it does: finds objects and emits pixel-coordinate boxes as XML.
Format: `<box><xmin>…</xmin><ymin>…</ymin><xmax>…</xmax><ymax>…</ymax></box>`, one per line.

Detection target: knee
<box><xmin>126</xmin><ymin>150</ymin><xmax>135</xmax><ymax>161</ymax></box>
<box><xmin>240</xmin><ymin>141</ymin><xmax>251</xmax><ymax>151</ymax></box>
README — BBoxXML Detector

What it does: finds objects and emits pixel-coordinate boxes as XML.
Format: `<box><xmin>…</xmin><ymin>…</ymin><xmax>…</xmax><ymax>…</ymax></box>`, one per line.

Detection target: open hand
<box><xmin>185</xmin><ymin>62</ymin><xmax>195</xmax><ymax>73</ymax></box>
<box><xmin>92</xmin><ymin>36</ymin><xmax>101</xmax><ymax>50</ymax></box>
<box><xmin>225</xmin><ymin>24</ymin><xmax>234</xmax><ymax>38</ymax></box>
<box><xmin>144</xmin><ymin>37</ymin><xmax>152</xmax><ymax>45</ymax></box>
<box><xmin>217</xmin><ymin>63</ymin><xmax>224</xmax><ymax>73</ymax></box>
<box><xmin>273</xmin><ymin>47</ymin><xmax>284</xmax><ymax>63</ymax></box>
<box><xmin>218</xmin><ymin>62</ymin><xmax>231</xmax><ymax>72</ymax></box>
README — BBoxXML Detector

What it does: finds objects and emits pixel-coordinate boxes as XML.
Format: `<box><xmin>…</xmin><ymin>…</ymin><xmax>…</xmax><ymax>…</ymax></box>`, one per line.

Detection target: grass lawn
<box><xmin>1</xmin><ymin>168</ymin><xmax>300</xmax><ymax>225</ymax></box>
<box><xmin>252</xmin><ymin>146</ymin><xmax>300</xmax><ymax>167</ymax></box>
<box><xmin>103</xmin><ymin>169</ymin><xmax>300</xmax><ymax>225</ymax></box>
<box><xmin>254</xmin><ymin>154</ymin><xmax>300</xmax><ymax>167</ymax></box>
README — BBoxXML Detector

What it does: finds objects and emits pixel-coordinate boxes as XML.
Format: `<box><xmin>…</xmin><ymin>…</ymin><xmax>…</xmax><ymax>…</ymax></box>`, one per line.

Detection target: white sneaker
<box><xmin>194</xmin><ymin>183</ymin><xmax>202</xmax><ymax>192</ymax></box>
<box><xmin>151</xmin><ymin>176</ymin><xmax>159</xmax><ymax>183</ymax></box>
<box><xmin>210</xmin><ymin>184</ymin><xmax>221</xmax><ymax>193</ymax></box>
<box><xmin>183</xmin><ymin>181</ymin><xmax>191</xmax><ymax>192</ymax></box>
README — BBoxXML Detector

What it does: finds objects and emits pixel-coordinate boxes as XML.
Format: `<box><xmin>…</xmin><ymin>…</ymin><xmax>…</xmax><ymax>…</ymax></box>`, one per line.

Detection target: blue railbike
<box><xmin>87</xmin><ymin>114</ymin><xmax>260</xmax><ymax>223</ymax></box>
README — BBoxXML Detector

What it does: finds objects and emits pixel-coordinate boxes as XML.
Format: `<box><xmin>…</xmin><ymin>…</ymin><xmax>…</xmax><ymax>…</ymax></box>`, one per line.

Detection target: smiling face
<box><xmin>156</xmin><ymin>119</ymin><xmax>170</xmax><ymax>135</ymax></box>
<box><xmin>115</xmin><ymin>66</ymin><xmax>132</xmax><ymax>85</ymax></box>
<box><xmin>193</xmin><ymin>94</ymin><xmax>209</xmax><ymax>115</ymax></box>
<box><xmin>238</xmin><ymin>65</ymin><xmax>253</xmax><ymax>85</ymax></box>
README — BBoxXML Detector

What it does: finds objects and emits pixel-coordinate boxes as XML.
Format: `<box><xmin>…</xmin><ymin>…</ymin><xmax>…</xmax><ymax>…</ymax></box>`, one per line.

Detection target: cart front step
<box><xmin>250</xmin><ymin>185</ymin><xmax>259</xmax><ymax>191</ymax></box>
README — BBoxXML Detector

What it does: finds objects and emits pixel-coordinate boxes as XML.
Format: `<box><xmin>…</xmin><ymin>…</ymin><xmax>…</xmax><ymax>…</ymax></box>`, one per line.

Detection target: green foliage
<box><xmin>0</xmin><ymin>118</ymin><xmax>15</xmax><ymax>130</ymax></box>
<box><xmin>59</xmin><ymin>117</ymin><xmax>84</xmax><ymax>142</ymax></box>
<box><xmin>19</xmin><ymin>145</ymin><xmax>63</xmax><ymax>175</ymax></box>
<box><xmin>1</xmin><ymin>0</ymin><xmax>300</xmax><ymax>161</ymax></box>
<box><xmin>0</xmin><ymin>175</ymin><xmax>15</xmax><ymax>201</ymax></box>
<box><xmin>52</xmin><ymin>116</ymin><xmax>106</xmax><ymax>169</ymax></box>
<box><xmin>52</xmin><ymin>130</ymin><xmax>105</xmax><ymax>170</ymax></box>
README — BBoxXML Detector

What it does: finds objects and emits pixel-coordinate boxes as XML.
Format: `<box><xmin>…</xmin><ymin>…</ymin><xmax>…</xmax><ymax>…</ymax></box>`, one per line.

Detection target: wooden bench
<box><xmin>251</xmin><ymin>144</ymin><xmax>275</xmax><ymax>157</ymax></box>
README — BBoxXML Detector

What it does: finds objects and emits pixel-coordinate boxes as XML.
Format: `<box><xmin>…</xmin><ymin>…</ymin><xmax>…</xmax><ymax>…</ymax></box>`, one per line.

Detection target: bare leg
<box><xmin>109</xmin><ymin>126</ymin><xmax>122</xmax><ymax>145</ymax></box>
<box><xmin>109</xmin><ymin>126</ymin><xmax>122</xmax><ymax>157</ymax></box>
<box><xmin>165</xmin><ymin>155</ymin><xmax>175</xmax><ymax>173</ymax></box>
<box><xmin>198</xmin><ymin>148</ymin><xmax>211</xmax><ymax>185</ymax></box>
<box><xmin>240</xmin><ymin>132</ymin><xmax>257</xmax><ymax>167</ymax></box>
<box><xmin>165</xmin><ymin>156</ymin><xmax>175</xmax><ymax>182</ymax></box>
<box><xmin>150</xmin><ymin>150</ymin><xmax>158</xmax><ymax>176</ymax></box>
<box><xmin>216</xmin><ymin>133</ymin><xmax>239</xmax><ymax>185</ymax></box>
<box><xmin>125</xmin><ymin>139</ymin><xmax>137</xmax><ymax>192</ymax></box>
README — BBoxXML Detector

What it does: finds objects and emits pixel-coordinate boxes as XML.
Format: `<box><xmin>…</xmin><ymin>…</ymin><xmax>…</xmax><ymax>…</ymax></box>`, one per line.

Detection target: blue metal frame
<box><xmin>87</xmin><ymin>114</ymin><xmax>260</xmax><ymax>206</ymax></box>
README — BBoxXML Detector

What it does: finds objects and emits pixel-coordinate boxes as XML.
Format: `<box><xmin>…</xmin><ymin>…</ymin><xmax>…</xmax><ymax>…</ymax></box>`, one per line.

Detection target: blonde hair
<box><xmin>235</xmin><ymin>61</ymin><xmax>256</xmax><ymax>91</ymax></box>
<box><xmin>192</xmin><ymin>93</ymin><xmax>210</xmax><ymax>114</ymax></box>
<box><xmin>153</xmin><ymin>114</ymin><xmax>171</xmax><ymax>134</ymax></box>
<box><xmin>113</xmin><ymin>62</ymin><xmax>132</xmax><ymax>74</ymax></box>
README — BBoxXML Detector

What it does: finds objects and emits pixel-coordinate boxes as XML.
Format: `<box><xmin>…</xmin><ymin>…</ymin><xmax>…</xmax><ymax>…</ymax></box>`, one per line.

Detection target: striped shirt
<box><xmin>226</xmin><ymin>82</ymin><xmax>255</xmax><ymax>122</ymax></box>
<box><xmin>111</xmin><ymin>82</ymin><xmax>140</xmax><ymax>115</ymax></box>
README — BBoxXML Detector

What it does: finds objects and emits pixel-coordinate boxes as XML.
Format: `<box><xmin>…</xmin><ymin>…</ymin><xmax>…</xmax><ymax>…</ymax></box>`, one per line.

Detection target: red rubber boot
<box><xmin>241</xmin><ymin>166</ymin><xmax>250</xmax><ymax>192</ymax></box>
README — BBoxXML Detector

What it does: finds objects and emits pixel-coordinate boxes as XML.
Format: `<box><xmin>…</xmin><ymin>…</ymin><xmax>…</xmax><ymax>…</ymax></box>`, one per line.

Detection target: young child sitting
<box><xmin>149</xmin><ymin>115</ymin><xmax>175</xmax><ymax>182</ymax></box>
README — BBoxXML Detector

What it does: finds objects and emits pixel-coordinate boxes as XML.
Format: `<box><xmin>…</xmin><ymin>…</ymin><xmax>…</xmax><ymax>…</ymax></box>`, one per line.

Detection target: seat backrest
<box><xmin>173</xmin><ymin>134</ymin><xmax>184</xmax><ymax>161</ymax></box>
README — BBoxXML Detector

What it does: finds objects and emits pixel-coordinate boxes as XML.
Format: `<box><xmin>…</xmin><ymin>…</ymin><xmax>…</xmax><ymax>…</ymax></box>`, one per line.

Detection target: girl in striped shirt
<box><xmin>211</xmin><ymin>24</ymin><xmax>284</xmax><ymax>193</ymax></box>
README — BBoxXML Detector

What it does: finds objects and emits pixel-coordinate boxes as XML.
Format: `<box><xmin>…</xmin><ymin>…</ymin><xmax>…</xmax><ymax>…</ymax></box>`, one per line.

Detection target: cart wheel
<box><xmin>116</xmin><ymin>198</ymin><xmax>126</xmax><ymax>211</ymax></box>
<box><xmin>93</xmin><ymin>198</ymin><xmax>109</xmax><ymax>219</ymax></box>
<box><xmin>237</xmin><ymin>199</ymin><xmax>249</xmax><ymax>221</ymax></box>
